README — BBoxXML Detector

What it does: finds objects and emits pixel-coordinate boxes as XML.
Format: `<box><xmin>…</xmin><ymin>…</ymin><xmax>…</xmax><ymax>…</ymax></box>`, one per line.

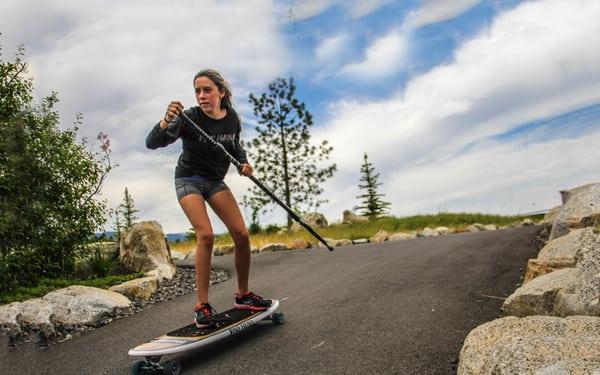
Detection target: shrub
<box><xmin>264</xmin><ymin>224</ymin><xmax>280</xmax><ymax>234</ymax></box>
<box><xmin>0</xmin><ymin>41</ymin><xmax>113</xmax><ymax>293</ymax></box>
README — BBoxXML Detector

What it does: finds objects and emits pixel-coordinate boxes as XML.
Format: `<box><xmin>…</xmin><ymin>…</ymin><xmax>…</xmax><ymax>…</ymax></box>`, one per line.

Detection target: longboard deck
<box><xmin>128</xmin><ymin>299</ymin><xmax>280</xmax><ymax>357</ymax></box>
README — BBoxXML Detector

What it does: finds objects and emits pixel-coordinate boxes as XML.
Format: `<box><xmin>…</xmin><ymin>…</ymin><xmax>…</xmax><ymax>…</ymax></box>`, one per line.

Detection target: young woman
<box><xmin>146</xmin><ymin>69</ymin><xmax>272</xmax><ymax>328</ymax></box>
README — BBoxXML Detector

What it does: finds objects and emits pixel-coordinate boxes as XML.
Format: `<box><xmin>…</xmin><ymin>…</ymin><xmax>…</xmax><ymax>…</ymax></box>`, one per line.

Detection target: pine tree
<box><xmin>119</xmin><ymin>187</ymin><xmax>139</xmax><ymax>230</ymax></box>
<box><xmin>356</xmin><ymin>153</ymin><xmax>391</xmax><ymax>219</ymax></box>
<box><xmin>244</xmin><ymin>77</ymin><xmax>336</xmax><ymax>228</ymax></box>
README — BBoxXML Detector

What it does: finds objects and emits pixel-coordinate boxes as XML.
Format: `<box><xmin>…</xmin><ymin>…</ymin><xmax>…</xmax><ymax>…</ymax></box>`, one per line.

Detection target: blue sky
<box><xmin>2</xmin><ymin>0</ymin><xmax>600</xmax><ymax>233</ymax></box>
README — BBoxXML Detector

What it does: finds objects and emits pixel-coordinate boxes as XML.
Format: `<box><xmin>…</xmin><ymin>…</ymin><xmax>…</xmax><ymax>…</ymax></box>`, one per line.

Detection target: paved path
<box><xmin>1</xmin><ymin>226</ymin><xmax>540</xmax><ymax>375</ymax></box>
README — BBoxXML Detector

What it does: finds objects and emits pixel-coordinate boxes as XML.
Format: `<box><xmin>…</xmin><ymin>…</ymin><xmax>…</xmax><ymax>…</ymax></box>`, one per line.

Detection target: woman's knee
<box><xmin>230</xmin><ymin>228</ymin><xmax>250</xmax><ymax>244</ymax></box>
<box><xmin>195</xmin><ymin>230</ymin><xmax>215</xmax><ymax>247</ymax></box>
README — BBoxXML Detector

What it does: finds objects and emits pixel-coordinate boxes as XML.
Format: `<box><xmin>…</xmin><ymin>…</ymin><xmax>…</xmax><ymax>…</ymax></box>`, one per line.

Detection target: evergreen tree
<box><xmin>119</xmin><ymin>187</ymin><xmax>139</xmax><ymax>230</ymax></box>
<box><xmin>356</xmin><ymin>153</ymin><xmax>391</xmax><ymax>219</ymax></box>
<box><xmin>244</xmin><ymin>77</ymin><xmax>336</xmax><ymax>228</ymax></box>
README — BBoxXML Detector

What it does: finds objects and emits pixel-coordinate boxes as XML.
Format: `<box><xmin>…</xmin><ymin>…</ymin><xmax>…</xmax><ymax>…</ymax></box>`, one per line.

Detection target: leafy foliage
<box><xmin>243</xmin><ymin>77</ymin><xmax>336</xmax><ymax>228</ymax></box>
<box><xmin>185</xmin><ymin>227</ymin><xmax>196</xmax><ymax>242</ymax></box>
<box><xmin>0</xmin><ymin>41</ymin><xmax>113</xmax><ymax>293</ymax></box>
<box><xmin>86</xmin><ymin>246</ymin><xmax>118</xmax><ymax>278</ymax></box>
<box><xmin>356</xmin><ymin>153</ymin><xmax>391</xmax><ymax>219</ymax></box>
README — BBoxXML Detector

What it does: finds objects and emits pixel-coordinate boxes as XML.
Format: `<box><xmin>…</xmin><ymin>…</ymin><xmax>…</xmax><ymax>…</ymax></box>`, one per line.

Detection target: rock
<box><xmin>560</xmin><ymin>183</ymin><xmax>598</xmax><ymax>204</ymax></box>
<box><xmin>316</xmin><ymin>238</ymin><xmax>337</xmax><ymax>248</ymax></box>
<box><xmin>458</xmin><ymin>316</ymin><xmax>600</xmax><ymax>374</ymax></box>
<box><xmin>538</xmin><ymin>228</ymin><xmax>586</xmax><ymax>260</ymax></box>
<box><xmin>352</xmin><ymin>238</ymin><xmax>369</xmax><ymax>244</ymax></box>
<box><xmin>542</xmin><ymin>205</ymin><xmax>563</xmax><ymax>224</ymax></box>
<box><xmin>109</xmin><ymin>276</ymin><xmax>159</xmax><ymax>300</ymax></box>
<box><xmin>291</xmin><ymin>212</ymin><xmax>328</xmax><ymax>231</ymax></box>
<box><xmin>43</xmin><ymin>286</ymin><xmax>132</xmax><ymax>326</ymax></box>
<box><xmin>336</xmin><ymin>239</ymin><xmax>353</xmax><ymax>247</ymax></box>
<box><xmin>521</xmin><ymin>219</ymin><xmax>535</xmax><ymax>226</ymax></box>
<box><xmin>213</xmin><ymin>245</ymin><xmax>235</xmax><ymax>256</ymax></box>
<box><xmin>550</xmin><ymin>183</ymin><xmax>600</xmax><ymax>240</ymax></box>
<box><xmin>120</xmin><ymin>221</ymin><xmax>176</xmax><ymax>281</ymax></box>
<box><xmin>259</xmin><ymin>243</ymin><xmax>288</xmax><ymax>252</ymax></box>
<box><xmin>20</xmin><ymin>298</ymin><xmax>56</xmax><ymax>341</ymax></box>
<box><xmin>342</xmin><ymin>210</ymin><xmax>369</xmax><ymax>224</ymax></box>
<box><xmin>523</xmin><ymin>258</ymin><xmax>577</xmax><ymax>283</ymax></box>
<box><xmin>0</xmin><ymin>302</ymin><xmax>23</xmax><ymax>340</ymax></box>
<box><xmin>370</xmin><ymin>230</ymin><xmax>389</xmax><ymax>243</ymax></box>
<box><xmin>504</xmin><ymin>228</ymin><xmax>600</xmax><ymax>317</ymax></box>
<box><xmin>389</xmin><ymin>232</ymin><xmax>416</xmax><ymax>241</ymax></box>
<box><xmin>169</xmin><ymin>250</ymin><xmax>187</xmax><ymax>260</ymax></box>
<box><xmin>184</xmin><ymin>248</ymin><xmax>196</xmax><ymax>259</ymax></box>
<box><xmin>483</xmin><ymin>224</ymin><xmax>498</xmax><ymax>231</ymax></box>
<box><xmin>502</xmin><ymin>268</ymin><xmax>577</xmax><ymax>317</ymax></box>
<box><xmin>466</xmin><ymin>224</ymin><xmax>483</xmax><ymax>232</ymax></box>
<box><xmin>290</xmin><ymin>239</ymin><xmax>311</xmax><ymax>249</ymax></box>
<box><xmin>419</xmin><ymin>227</ymin><xmax>439</xmax><ymax>237</ymax></box>
<box><xmin>434</xmin><ymin>226</ymin><xmax>450</xmax><ymax>235</ymax></box>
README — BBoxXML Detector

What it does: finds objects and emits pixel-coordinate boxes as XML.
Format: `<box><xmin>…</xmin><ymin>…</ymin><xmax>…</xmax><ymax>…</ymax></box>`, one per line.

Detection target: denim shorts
<box><xmin>175</xmin><ymin>176</ymin><xmax>229</xmax><ymax>201</ymax></box>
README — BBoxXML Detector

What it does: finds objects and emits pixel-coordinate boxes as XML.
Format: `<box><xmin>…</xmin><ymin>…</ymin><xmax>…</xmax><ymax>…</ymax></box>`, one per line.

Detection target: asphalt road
<box><xmin>1</xmin><ymin>225</ymin><xmax>540</xmax><ymax>375</ymax></box>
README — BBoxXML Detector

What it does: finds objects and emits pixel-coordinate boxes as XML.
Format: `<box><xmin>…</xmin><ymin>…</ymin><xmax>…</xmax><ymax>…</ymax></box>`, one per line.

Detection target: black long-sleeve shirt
<box><xmin>146</xmin><ymin>106</ymin><xmax>248</xmax><ymax>180</ymax></box>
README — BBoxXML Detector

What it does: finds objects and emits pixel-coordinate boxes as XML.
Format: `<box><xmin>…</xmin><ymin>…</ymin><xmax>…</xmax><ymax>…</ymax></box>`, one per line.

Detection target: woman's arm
<box><xmin>146</xmin><ymin>101</ymin><xmax>185</xmax><ymax>149</ymax></box>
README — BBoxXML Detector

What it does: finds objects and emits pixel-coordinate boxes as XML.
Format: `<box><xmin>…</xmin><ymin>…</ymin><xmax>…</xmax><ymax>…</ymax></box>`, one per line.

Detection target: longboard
<box><xmin>128</xmin><ymin>300</ymin><xmax>282</xmax><ymax>375</ymax></box>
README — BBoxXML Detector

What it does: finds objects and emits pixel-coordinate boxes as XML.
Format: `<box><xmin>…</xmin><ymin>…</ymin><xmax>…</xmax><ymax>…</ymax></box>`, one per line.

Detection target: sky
<box><xmin>2</xmin><ymin>0</ymin><xmax>600</xmax><ymax>234</ymax></box>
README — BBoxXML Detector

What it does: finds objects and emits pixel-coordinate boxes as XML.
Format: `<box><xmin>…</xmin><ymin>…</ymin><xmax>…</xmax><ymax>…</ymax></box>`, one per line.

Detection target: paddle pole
<box><xmin>179</xmin><ymin>111</ymin><xmax>334</xmax><ymax>251</ymax></box>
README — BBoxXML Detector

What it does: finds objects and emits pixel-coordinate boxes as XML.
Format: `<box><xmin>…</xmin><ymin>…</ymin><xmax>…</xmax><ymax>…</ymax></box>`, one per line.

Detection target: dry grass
<box><xmin>170</xmin><ymin>212</ymin><xmax>543</xmax><ymax>254</ymax></box>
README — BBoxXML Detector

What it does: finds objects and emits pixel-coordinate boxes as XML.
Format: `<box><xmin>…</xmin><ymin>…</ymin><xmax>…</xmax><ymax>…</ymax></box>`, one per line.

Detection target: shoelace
<box><xmin>240</xmin><ymin>292</ymin><xmax>263</xmax><ymax>302</ymax></box>
<box><xmin>196</xmin><ymin>303</ymin><xmax>216</xmax><ymax>318</ymax></box>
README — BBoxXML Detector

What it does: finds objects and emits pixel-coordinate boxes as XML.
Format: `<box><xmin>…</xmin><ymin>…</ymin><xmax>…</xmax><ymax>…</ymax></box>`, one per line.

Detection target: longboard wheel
<box><xmin>129</xmin><ymin>360</ymin><xmax>146</xmax><ymax>375</ymax></box>
<box><xmin>271</xmin><ymin>312</ymin><xmax>285</xmax><ymax>325</ymax></box>
<box><xmin>163</xmin><ymin>360</ymin><xmax>182</xmax><ymax>375</ymax></box>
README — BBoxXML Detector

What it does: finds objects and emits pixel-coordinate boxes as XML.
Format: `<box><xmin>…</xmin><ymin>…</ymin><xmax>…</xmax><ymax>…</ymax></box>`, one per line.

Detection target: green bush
<box><xmin>264</xmin><ymin>224</ymin><xmax>280</xmax><ymax>234</ymax></box>
<box><xmin>249</xmin><ymin>222</ymin><xmax>262</xmax><ymax>235</ymax></box>
<box><xmin>88</xmin><ymin>246</ymin><xmax>118</xmax><ymax>278</ymax></box>
<box><xmin>0</xmin><ymin>41</ymin><xmax>113</xmax><ymax>293</ymax></box>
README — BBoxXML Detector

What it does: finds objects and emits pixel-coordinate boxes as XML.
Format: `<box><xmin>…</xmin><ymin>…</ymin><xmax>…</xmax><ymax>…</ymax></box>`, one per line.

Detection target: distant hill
<box><xmin>95</xmin><ymin>231</ymin><xmax>188</xmax><ymax>243</ymax></box>
<box><xmin>166</xmin><ymin>233</ymin><xmax>188</xmax><ymax>243</ymax></box>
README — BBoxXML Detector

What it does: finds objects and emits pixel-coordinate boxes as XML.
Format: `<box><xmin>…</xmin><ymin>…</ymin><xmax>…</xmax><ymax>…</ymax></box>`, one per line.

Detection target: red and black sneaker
<box><xmin>194</xmin><ymin>302</ymin><xmax>217</xmax><ymax>328</ymax></box>
<box><xmin>234</xmin><ymin>291</ymin><xmax>272</xmax><ymax>311</ymax></box>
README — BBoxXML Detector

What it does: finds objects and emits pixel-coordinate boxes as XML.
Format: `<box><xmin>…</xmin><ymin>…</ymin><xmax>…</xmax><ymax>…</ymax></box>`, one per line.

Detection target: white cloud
<box><xmin>283</xmin><ymin>0</ymin><xmax>390</xmax><ymax>21</ymax></box>
<box><xmin>338</xmin><ymin>30</ymin><xmax>407</xmax><ymax>80</ymax></box>
<box><xmin>407</xmin><ymin>0</ymin><xmax>481</xmax><ymax>29</ymax></box>
<box><xmin>317</xmin><ymin>0</ymin><xmax>600</xmax><ymax>218</ymax></box>
<box><xmin>346</xmin><ymin>0</ymin><xmax>392</xmax><ymax>19</ymax></box>
<box><xmin>285</xmin><ymin>0</ymin><xmax>337</xmax><ymax>21</ymax></box>
<box><xmin>314</xmin><ymin>33</ymin><xmax>351</xmax><ymax>65</ymax></box>
<box><xmin>384</xmin><ymin>132</ymin><xmax>600</xmax><ymax>216</ymax></box>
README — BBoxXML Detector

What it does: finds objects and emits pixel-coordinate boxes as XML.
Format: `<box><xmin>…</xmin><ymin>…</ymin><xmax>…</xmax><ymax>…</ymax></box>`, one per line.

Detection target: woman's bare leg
<box><xmin>178</xmin><ymin>194</ymin><xmax>214</xmax><ymax>304</ymax></box>
<box><xmin>208</xmin><ymin>189</ymin><xmax>251</xmax><ymax>295</ymax></box>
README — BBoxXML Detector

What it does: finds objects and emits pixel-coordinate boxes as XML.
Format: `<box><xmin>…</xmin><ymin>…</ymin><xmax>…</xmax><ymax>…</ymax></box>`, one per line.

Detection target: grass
<box><xmin>0</xmin><ymin>272</ymin><xmax>145</xmax><ymax>305</ymax></box>
<box><xmin>170</xmin><ymin>212</ymin><xmax>544</xmax><ymax>254</ymax></box>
